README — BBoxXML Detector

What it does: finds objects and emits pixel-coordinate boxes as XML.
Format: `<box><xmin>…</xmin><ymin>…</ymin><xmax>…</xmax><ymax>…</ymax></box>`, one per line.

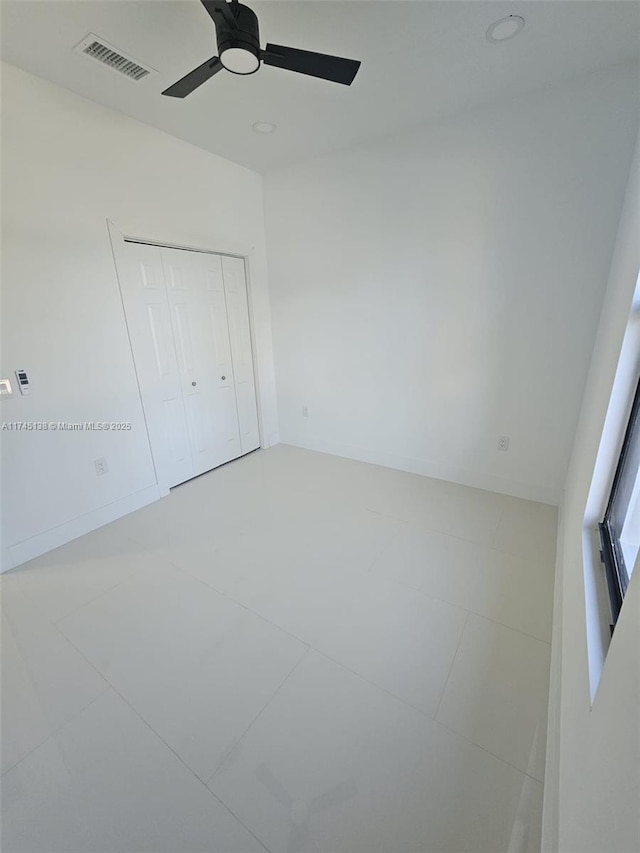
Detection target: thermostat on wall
<box><xmin>15</xmin><ymin>370</ymin><xmax>30</xmax><ymax>395</ymax></box>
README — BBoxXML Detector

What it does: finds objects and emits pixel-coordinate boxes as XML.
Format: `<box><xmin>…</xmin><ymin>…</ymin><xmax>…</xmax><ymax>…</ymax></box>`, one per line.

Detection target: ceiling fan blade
<box><xmin>162</xmin><ymin>56</ymin><xmax>223</xmax><ymax>98</ymax></box>
<box><xmin>262</xmin><ymin>43</ymin><xmax>360</xmax><ymax>85</ymax></box>
<box><xmin>201</xmin><ymin>0</ymin><xmax>239</xmax><ymax>31</ymax></box>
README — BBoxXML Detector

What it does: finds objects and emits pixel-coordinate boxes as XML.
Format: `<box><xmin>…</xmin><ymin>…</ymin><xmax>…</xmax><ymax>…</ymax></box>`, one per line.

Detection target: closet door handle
<box><xmin>221</xmin><ymin>375</ymin><xmax>226</xmax><ymax>381</ymax></box>
<box><xmin>191</xmin><ymin>381</ymin><xmax>197</xmax><ymax>387</ymax></box>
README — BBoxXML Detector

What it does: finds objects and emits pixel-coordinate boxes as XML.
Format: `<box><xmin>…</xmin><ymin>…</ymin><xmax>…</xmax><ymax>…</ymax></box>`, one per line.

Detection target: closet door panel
<box><xmin>115</xmin><ymin>241</ymin><xmax>193</xmax><ymax>488</ymax></box>
<box><xmin>161</xmin><ymin>249</ymin><xmax>241</xmax><ymax>475</ymax></box>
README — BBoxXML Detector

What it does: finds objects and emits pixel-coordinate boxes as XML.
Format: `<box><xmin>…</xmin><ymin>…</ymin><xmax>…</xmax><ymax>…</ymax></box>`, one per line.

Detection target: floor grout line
<box><xmin>433</xmin><ymin>713</ymin><xmax>546</xmax><ymax>785</ymax></box>
<box><xmin>1</xmin><ymin>597</ymin><xmax>115</xmax><ymax>777</ymax></box>
<box><xmin>0</xmin><ymin>687</ymin><xmax>110</xmax><ymax>779</ymax></box>
<box><xmin>433</xmin><ymin>610</ymin><xmax>469</xmax><ymax>720</ymax></box>
<box><xmin>489</xmin><ymin>504</ymin><xmax>507</xmax><ymax>551</ymax></box>
<box><xmin>380</xmin><ymin>572</ymin><xmax>553</xmax><ymax>647</ymax></box>
<box><xmin>468</xmin><ymin>610</ymin><xmax>553</xmax><ymax>647</ymax></box>
<box><xmin>205</xmin><ymin>647</ymin><xmax>311</xmax><ymax>788</ymax></box>
<box><xmin>309</xmin><ymin>643</ymin><xmax>546</xmax><ymax>787</ymax></box>
<box><xmin>58</xmin><ymin>630</ymin><xmax>275</xmax><ymax>853</ymax></box>
<box><xmin>50</xmin><ymin>572</ymin><xmax>151</xmax><ymax>627</ymax></box>
<box><xmin>207</xmin><ymin>788</ymin><xmax>273</xmax><ymax>853</ymax></box>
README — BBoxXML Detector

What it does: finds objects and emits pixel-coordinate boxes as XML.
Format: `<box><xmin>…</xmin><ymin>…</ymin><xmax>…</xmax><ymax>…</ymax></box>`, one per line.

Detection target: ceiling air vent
<box><xmin>73</xmin><ymin>34</ymin><xmax>155</xmax><ymax>81</ymax></box>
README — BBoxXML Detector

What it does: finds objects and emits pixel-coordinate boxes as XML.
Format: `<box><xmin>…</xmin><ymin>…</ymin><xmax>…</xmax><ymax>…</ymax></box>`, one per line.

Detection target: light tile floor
<box><xmin>0</xmin><ymin>445</ymin><xmax>557</xmax><ymax>853</ymax></box>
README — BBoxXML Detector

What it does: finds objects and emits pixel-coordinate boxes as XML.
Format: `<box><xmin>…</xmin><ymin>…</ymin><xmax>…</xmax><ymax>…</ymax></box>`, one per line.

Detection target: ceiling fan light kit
<box><xmin>162</xmin><ymin>0</ymin><xmax>361</xmax><ymax>98</ymax></box>
<box><xmin>216</xmin><ymin>1</ymin><xmax>260</xmax><ymax>74</ymax></box>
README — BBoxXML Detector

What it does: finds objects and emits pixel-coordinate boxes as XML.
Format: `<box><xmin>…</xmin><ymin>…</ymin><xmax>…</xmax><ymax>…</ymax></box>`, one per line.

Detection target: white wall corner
<box><xmin>266</xmin><ymin>431</ymin><xmax>281</xmax><ymax>449</ymax></box>
<box><xmin>541</xmin><ymin>489</ymin><xmax>566</xmax><ymax>853</ymax></box>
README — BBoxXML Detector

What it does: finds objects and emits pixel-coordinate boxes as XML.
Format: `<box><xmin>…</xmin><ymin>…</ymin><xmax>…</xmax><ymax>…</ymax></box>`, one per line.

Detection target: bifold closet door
<box><xmin>160</xmin><ymin>247</ymin><xmax>242</xmax><ymax>477</ymax></box>
<box><xmin>114</xmin><ymin>241</ymin><xmax>194</xmax><ymax>488</ymax></box>
<box><xmin>115</xmin><ymin>239</ymin><xmax>260</xmax><ymax>489</ymax></box>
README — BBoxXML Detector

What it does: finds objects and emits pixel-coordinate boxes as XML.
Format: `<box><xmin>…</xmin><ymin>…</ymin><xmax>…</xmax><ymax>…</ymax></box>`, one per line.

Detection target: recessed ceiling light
<box><xmin>252</xmin><ymin>121</ymin><xmax>277</xmax><ymax>134</ymax></box>
<box><xmin>486</xmin><ymin>15</ymin><xmax>525</xmax><ymax>43</ymax></box>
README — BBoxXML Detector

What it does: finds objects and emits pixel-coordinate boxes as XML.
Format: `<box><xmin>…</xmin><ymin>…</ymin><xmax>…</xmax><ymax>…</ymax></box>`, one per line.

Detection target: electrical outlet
<box><xmin>302</xmin><ymin>405</ymin><xmax>309</xmax><ymax>418</ymax></box>
<box><xmin>94</xmin><ymin>457</ymin><xmax>108</xmax><ymax>476</ymax></box>
<box><xmin>497</xmin><ymin>435</ymin><xmax>510</xmax><ymax>452</ymax></box>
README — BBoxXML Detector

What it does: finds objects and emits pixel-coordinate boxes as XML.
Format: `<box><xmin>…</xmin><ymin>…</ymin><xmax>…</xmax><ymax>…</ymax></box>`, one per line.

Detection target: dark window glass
<box><xmin>599</xmin><ymin>374</ymin><xmax>640</xmax><ymax>630</ymax></box>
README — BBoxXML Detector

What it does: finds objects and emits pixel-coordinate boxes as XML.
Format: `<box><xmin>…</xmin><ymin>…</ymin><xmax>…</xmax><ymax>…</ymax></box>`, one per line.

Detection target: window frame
<box><xmin>598</xmin><ymin>373</ymin><xmax>640</xmax><ymax>630</ymax></box>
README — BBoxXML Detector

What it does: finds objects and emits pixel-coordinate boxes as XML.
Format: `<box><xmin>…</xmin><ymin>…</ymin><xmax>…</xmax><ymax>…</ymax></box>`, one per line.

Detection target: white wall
<box><xmin>264</xmin><ymin>63</ymin><xmax>639</xmax><ymax>504</ymax></box>
<box><xmin>542</xmin><ymin>130</ymin><xmax>639</xmax><ymax>853</ymax></box>
<box><xmin>0</xmin><ymin>62</ymin><xmax>278</xmax><ymax>571</ymax></box>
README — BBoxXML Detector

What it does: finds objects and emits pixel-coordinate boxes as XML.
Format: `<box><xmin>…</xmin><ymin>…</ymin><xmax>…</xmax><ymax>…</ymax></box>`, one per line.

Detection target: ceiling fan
<box><xmin>162</xmin><ymin>0</ymin><xmax>361</xmax><ymax>98</ymax></box>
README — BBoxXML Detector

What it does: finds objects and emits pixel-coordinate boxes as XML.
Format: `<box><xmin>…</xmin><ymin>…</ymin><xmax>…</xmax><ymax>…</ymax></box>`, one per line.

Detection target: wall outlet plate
<box><xmin>498</xmin><ymin>435</ymin><xmax>510</xmax><ymax>451</ymax></box>
<box><xmin>0</xmin><ymin>379</ymin><xmax>13</xmax><ymax>397</ymax></box>
<box><xmin>94</xmin><ymin>457</ymin><xmax>108</xmax><ymax>476</ymax></box>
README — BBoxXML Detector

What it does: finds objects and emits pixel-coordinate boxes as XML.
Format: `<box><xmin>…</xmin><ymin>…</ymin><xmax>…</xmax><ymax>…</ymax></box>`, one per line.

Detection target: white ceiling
<box><xmin>1</xmin><ymin>1</ymin><xmax>638</xmax><ymax>172</ymax></box>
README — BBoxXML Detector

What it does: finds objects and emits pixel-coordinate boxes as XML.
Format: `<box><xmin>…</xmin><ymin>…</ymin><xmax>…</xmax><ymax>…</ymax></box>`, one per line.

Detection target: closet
<box><xmin>114</xmin><ymin>239</ymin><xmax>259</xmax><ymax>488</ymax></box>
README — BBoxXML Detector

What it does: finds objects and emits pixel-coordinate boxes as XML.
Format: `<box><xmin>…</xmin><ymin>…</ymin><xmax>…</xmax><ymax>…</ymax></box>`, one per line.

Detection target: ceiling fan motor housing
<box><xmin>216</xmin><ymin>3</ymin><xmax>261</xmax><ymax>74</ymax></box>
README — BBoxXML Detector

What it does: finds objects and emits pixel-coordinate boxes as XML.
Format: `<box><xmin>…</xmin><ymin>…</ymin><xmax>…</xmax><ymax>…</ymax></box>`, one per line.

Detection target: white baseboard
<box><xmin>278</xmin><ymin>431</ymin><xmax>561</xmax><ymax>505</ymax></box>
<box><xmin>4</xmin><ymin>484</ymin><xmax>163</xmax><ymax>572</ymax></box>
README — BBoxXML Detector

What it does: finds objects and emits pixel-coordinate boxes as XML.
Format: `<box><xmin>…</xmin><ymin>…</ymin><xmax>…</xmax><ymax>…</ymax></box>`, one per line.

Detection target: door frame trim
<box><xmin>106</xmin><ymin>220</ymin><xmax>267</xmax><ymax>493</ymax></box>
